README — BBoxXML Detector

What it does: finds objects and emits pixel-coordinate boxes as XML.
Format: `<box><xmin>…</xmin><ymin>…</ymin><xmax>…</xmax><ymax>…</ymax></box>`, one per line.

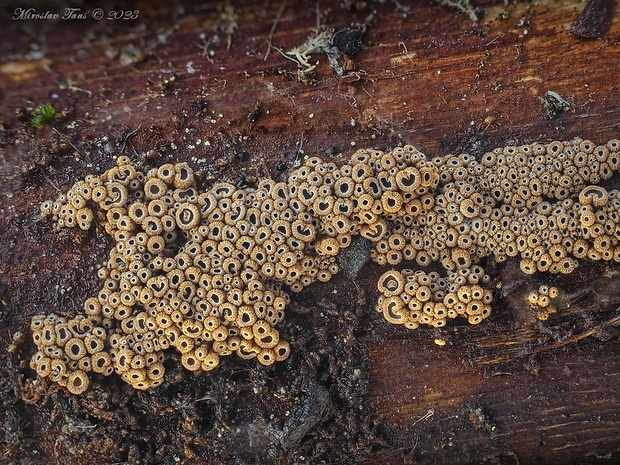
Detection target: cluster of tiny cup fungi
<box><xmin>528</xmin><ymin>284</ymin><xmax>559</xmax><ymax>321</ymax></box>
<box><xmin>30</xmin><ymin>136</ymin><xmax>620</xmax><ymax>395</ymax></box>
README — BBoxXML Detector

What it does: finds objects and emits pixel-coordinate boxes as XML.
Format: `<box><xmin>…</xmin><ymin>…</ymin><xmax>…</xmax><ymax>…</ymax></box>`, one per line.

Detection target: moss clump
<box><xmin>30</xmin><ymin>103</ymin><xmax>56</xmax><ymax>128</ymax></box>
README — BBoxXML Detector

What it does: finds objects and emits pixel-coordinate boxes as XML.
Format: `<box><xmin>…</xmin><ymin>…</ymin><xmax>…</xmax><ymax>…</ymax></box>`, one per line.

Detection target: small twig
<box><xmin>314</xmin><ymin>2</ymin><xmax>321</xmax><ymax>30</ymax></box>
<box><xmin>120</xmin><ymin>125</ymin><xmax>141</xmax><ymax>154</ymax></box>
<box><xmin>412</xmin><ymin>408</ymin><xmax>434</xmax><ymax>427</ymax></box>
<box><xmin>360</xmin><ymin>85</ymin><xmax>373</xmax><ymax>101</ymax></box>
<box><xmin>293</xmin><ymin>133</ymin><xmax>305</xmax><ymax>166</ymax></box>
<box><xmin>433</xmin><ymin>0</ymin><xmax>478</xmax><ymax>23</ymax></box>
<box><xmin>273</xmin><ymin>45</ymin><xmax>300</xmax><ymax>65</ymax></box>
<box><xmin>535</xmin><ymin>311</ymin><xmax>620</xmax><ymax>355</ymax></box>
<box><xmin>484</xmin><ymin>33</ymin><xmax>505</xmax><ymax>47</ymax></box>
<box><xmin>264</xmin><ymin>4</ymin><xmax>285</xmax><ymax>61</ymax></box>
<box><xmin>571</xmin><ymin>0</ymin><xmax>614</xmax><ymax>39</ymax></box>
<box><xmin>398</xmin><ymin>42</ymin><xmax>416</xmax><ymax>62</ymax></box>
<box><xmin>42</xmin><ymin>174</ymin><xmax>61</xmax><ymax>193</ymax></box>
<box><xmin>52</xmin><ymin>127</ymin><xmax>85</xmax><ymax>158</ymax></box>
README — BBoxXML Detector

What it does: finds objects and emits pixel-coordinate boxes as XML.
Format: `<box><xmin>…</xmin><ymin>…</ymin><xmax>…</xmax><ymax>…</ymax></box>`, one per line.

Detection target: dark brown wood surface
<box><xmin>1</xmin><ymin>1</ymin><xmax>620</xmax><ymax>464</ymax></box>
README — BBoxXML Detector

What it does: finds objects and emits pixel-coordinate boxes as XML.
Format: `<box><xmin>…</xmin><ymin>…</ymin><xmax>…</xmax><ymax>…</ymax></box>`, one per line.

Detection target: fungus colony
<box><xmin>528</xmin><ymin>284</ymin><xmax>559</xmax><ymax>321</ymax></box>
<box><xmin>31</xmin><ymin>137</ymin><xmax>620</xmax><ymax>394</ymax></box>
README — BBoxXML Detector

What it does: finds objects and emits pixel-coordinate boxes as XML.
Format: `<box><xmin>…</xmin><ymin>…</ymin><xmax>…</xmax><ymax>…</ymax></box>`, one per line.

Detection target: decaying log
<box><xmin>1</xmin><ymin>1</ymin><xmax>620</xmax><ymax>464</ymax></box>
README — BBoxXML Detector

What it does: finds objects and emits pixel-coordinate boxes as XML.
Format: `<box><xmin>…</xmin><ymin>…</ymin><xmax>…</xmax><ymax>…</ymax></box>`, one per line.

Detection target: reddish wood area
<box><xmin>1</xmin><ymin>1</ymin><xmax>620</xmax><ymax>464</ymax></box>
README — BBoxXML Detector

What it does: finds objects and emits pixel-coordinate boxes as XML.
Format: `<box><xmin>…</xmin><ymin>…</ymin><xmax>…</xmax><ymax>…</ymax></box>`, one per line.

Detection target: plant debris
<box><xmin>433</xmin><ymin>0</ymin><xmax>479</xmax><ymax>23</ymax></box>
<box><xmin>540</xmin><ymin>90</ymin><xmax>571</xmax><ymax>118</ymax></box>
<box><xmin>571</xmin><ymin>0</ymin><xmax>614</xmax><ymax>39</ymax></box>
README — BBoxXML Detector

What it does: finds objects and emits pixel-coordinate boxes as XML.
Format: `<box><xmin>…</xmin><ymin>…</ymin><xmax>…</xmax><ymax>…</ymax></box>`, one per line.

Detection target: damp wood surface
<box><xmin>1</xmin><ymin>1</ymin><xmax>620</xmax><ymax>464</ymax></box>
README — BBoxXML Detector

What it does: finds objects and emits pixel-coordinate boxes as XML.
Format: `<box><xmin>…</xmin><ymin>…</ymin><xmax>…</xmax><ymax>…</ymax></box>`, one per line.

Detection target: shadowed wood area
<box><xmin>1</xmin><ymin>1</ymin><xmax>620</xmax><ymax>464</ymax></box>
